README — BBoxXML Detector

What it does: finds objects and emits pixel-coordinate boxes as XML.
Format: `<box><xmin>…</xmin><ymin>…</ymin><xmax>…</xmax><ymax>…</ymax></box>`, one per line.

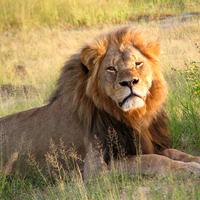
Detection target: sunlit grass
<box><xmin>0</xmin><ymin>0</ymin><xmax>200</xmax><ymax>31</ymax></box>
<box><xmin>167</xmin><ymin>62</ymin><xmax>200</xmax><ymax>153</ymax></box>
<box><xmin>1</xmin><ymin>169</ymin><xmax>200</xmax><ymax>199</ymax></box>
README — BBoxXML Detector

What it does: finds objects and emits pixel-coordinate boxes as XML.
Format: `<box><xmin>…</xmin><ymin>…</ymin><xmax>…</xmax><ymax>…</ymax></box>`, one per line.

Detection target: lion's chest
<box><xmin>92</xmin><ymin>112</ymin><xmax>138</xmax><ymax>163</ymax></box>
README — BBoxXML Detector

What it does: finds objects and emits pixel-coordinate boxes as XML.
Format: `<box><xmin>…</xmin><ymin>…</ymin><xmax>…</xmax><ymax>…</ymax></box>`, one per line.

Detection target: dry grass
<box><xmin>0</xmin><ymin>0</ymin><xmax>199</xmax><ymax>31</ymax></box>
<box><xmin>0</xmin><ymin>18</ymin><xmax>200</xmax><ymax>115</ymax></box>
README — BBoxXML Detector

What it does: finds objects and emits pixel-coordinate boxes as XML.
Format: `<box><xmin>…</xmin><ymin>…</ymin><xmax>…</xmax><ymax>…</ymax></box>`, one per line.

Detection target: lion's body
<box><xmin>0</xmin><ymin>52</ymin><xmax>169</xmax><ymax>169</ymax></box>
<box><xmin>1</xmin><ymin>27</ymin><xmax>200</xmax><ymax>175</ymax></box>
<box><xmin>0</xmin><ymin>100</ymin><xmax>86</xmax><ymax>166</ymax></box>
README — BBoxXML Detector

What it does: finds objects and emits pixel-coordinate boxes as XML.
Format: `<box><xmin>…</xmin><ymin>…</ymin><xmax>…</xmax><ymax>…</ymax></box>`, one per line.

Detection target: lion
<box><xmin>0</xmin><ymin>27</ymin><xmax>200</xmax><ymax>178</ymax></box>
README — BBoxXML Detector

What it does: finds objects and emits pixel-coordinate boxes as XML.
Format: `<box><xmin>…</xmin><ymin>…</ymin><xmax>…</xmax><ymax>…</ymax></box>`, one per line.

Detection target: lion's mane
<box><xmin>49</xmin><ymin>27</ymin><xmax>171</xmax><ymax>162</ymax></box>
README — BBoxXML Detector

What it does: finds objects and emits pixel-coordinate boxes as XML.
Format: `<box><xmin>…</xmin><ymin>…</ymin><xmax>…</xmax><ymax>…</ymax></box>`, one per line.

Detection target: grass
<box><xmin>0</xmin><ymin>13</ymin><xmax>200</xmax><ymax>200</ymax></box>
<box><xmin>0</xmin><ymin>0</ymin><xmax>200</xmax><ymax>31</ymax></box>
<box><xmin>1</xmin><ymin>168</ymin><xmax>200</xmax><ymax>199</ymax></box>
<box><xmin>167</xmin><ymin>62</ymin><xmax>200</xmax><ymax>153</ymax></box>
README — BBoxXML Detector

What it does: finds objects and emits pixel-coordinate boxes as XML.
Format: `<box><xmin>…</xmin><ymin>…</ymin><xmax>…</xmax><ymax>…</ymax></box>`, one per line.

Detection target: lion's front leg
<box><xmin>111</xmin><ymin>154</ymin><xmax>200</xmax><ymax>176</ymax></box>
<box><xmin>83</xmin><ymin>147</ymin><xmax>200</xmax><ymax>180</ymax></box>
<box><xmin>84</xmin><ymin>152</ymin><xmax>200</xmax><ymax>180</ymax></box>
<box><xmin>161</xmin><ymin>148</ymin><xmax>200</xmax><ymax>164</ymax></box>
<box><xmin>83</xmin><ymin>142</ymin><xmax>108</xmax><ymax>181</ymax></box>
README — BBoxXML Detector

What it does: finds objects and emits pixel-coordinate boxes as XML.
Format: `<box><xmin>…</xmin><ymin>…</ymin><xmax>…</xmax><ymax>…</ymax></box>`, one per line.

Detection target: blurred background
<box><xmin>0</xmin><ymin>0</ymin><xmax>200</xmax><ymax>30</ymax></box>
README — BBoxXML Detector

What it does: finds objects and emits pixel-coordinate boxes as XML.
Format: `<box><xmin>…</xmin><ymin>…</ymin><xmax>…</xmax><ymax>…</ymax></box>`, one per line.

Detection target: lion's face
<box><xmin>80</xmin><ymin>27</ymin><xmax>161</xmax><ymax>113</ymax></box>
<box><xmin>99</xmin><ymin>44</ymin><xmax>152</xmax><ymax>111</ymax></box>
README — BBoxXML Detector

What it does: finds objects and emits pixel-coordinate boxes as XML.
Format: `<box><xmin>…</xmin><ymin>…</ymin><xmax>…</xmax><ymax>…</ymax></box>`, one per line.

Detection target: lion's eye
<box><xmin>135</xmin><ymin>61</ymin><xmax>144</xmax><ymax>68</ymax></box>
<box><xmin>106</xmin><ymin>66</ymin><xmax>117</xmax><ymax>73</ymax></box>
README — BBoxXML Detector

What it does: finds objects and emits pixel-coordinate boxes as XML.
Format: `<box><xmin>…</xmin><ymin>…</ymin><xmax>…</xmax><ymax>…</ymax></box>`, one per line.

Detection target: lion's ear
<box><xmin>80</xmin><ymin>39</ymin><xmax>108</xmax><ymax>70</ymax></box>
<box><xmin>145</xmin><ymin>41</ymin><xmax>160</xmax><ymax>59</ymax></box>
<box><xmin>80</xmin><ymin>45</ymin><xmax>99</xmax><ymax>70</ymax></box>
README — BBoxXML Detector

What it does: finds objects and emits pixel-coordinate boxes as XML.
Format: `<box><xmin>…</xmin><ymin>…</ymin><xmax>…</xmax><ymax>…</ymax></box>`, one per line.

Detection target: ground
<box><xmin>0</xmin><ymin>6</ymin><xmax>200</xmax><ymax>200</ymax></box>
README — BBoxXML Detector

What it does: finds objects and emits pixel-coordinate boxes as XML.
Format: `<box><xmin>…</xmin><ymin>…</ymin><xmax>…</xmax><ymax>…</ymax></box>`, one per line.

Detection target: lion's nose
<box><xmin>119</xmin><ymin>77</ymin><xmax>139</xmax><ymax>87</ymax></box>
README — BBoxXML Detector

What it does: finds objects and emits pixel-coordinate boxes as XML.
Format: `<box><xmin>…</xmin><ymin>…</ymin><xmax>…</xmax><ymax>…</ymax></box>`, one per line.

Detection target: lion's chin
<box><xmin>119</xmin><ymin>96</ymin><xmax>145</xmax><ymax>112</ymax></box>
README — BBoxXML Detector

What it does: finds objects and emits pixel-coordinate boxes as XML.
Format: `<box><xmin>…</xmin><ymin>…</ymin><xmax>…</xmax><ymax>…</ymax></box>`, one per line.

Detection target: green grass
<box><xmin>0</xmin><ymin>0</ymin><xmax>200</xmax><ymax>31</ymax></box>
<box><xmin>1</xmin><ymin>169</ymin><xmax>200</xmax><ymax>199</ymax></box>
<box><xmin>167</xmin><ymin>61</ymin><xmax>200</xmax><ymax>153</ymax></box>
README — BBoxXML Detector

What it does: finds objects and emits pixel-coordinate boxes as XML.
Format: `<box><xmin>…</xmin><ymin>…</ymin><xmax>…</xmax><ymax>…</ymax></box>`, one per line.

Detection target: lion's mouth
<box><xmin>118</xmin><ymin>92</ymin><xmax>143</xmax><ymax>107</ymax></box>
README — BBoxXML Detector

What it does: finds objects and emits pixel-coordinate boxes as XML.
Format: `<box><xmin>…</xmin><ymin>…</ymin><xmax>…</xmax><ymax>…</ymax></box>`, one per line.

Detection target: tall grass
<box><xmin>0</xmin><ymin>0</ymin><xmax>200</xmax><ymax>30</ymax></box>
<box><xmin>167</xmin><ymin>62</ymin><xmax>200</xmax><ymax>153</ymax></box>
<box><xmin>1</xmin><ymin>164</ymin><xmax>200</xmax><ymax>199</ymax></box>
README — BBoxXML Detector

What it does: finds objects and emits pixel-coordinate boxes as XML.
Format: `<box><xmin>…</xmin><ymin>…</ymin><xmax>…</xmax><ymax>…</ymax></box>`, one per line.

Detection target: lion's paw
<box><xmin>185</xmin><ymin>162</ymin><xmax>200</xmax><ymax>175</ymax></box>
<box><xmin>192</xmin><ymin>157</ymin><xmax>200</xmax><ymax>164</ymax></box>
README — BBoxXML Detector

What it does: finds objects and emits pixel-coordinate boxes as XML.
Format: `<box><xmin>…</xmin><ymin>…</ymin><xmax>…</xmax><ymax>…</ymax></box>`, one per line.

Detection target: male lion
<box><xmin>0</xmin><ymin>27</ymin><xmax>200</xmax><ymax>177</ymax></box>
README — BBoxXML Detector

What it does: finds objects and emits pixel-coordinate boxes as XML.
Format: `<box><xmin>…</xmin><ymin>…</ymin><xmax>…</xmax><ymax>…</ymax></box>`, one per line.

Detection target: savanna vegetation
<box><xmin>0</xmin><ymin>0</ymin><xmax>200</xmax><ymax>30</ymax></box>
<box><xmin>0</xmin><ymin>1</ymin><xmax>200</xmax><ymax>199</ymax></box>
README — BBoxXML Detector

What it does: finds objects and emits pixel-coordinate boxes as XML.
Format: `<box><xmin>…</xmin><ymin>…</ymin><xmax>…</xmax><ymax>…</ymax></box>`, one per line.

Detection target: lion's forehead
<box><xmin>103</xmin><ymin>44</ymin><xmax>145</xmax><ymax>68</ymax></box>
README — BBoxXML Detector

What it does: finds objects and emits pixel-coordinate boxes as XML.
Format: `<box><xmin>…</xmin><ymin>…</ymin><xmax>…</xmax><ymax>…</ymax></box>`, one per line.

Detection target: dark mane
<box><xmin>92</xmin><ymin>109</ymin><xmax>170</xmax><ymax>163</ymax></box>
<box><xmin>49</xmin><ymin>27</ymin><xmax>171</xmax><ymax>162</ymax></box>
